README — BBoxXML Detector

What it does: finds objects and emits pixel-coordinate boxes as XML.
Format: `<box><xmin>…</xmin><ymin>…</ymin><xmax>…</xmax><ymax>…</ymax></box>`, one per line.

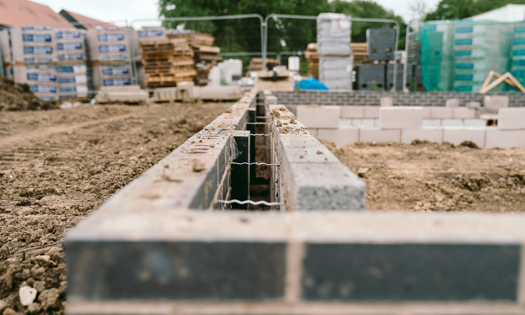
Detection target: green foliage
<box><xmin>425</xmin><ymin>0</ymin><xmax>525</xmax><ymax>21</ymax></box>
<box><xmin>158</xmin><ymin>0</ymin><xmax>406</xmax><ymax>53</ymax></box>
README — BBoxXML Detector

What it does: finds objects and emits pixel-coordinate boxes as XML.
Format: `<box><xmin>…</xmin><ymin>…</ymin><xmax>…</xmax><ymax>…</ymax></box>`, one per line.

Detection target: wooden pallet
<box><xmin>143</xmin><ymin>50</ymin><xmax>194</xmax><ymax>59</ymax></box>
<box><xmin>143</xmin><ymin>58</ymin><xmax>194</xmax><ymax>67</ymax></box>
<box><xmin>144</xmin><ymin>65</ymin><xmax>195</xmax><ymax>74</ymax></box>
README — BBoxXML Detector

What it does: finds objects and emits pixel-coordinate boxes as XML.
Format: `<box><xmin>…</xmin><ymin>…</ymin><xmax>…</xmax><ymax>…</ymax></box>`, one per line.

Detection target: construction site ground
<box><xmin>0</xmin><ymin>102</ymin><xmax>229</xmax><ymax>314</ymax></box>
<box><xmin>322</xmin><ymin>140</ymin><xmax>525</xmax><ymax>213</ymax></box>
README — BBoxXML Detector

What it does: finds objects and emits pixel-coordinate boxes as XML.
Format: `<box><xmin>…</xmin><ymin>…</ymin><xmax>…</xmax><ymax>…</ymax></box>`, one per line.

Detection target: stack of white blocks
<box><xmin>297</xmin><ymin>104</ymin><xmax>525</xmax><ymax>149</ymax></box>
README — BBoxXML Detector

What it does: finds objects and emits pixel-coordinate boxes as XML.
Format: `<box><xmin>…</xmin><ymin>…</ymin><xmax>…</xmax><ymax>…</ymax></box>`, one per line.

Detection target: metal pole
<box><xmin>403</xmin><ymin>19</ymin><xmax>421</xmax><ymax>93</ymax></box>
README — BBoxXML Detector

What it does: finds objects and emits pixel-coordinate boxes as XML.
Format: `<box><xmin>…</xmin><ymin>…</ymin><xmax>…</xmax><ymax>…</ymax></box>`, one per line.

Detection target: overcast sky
<box><xmin>31</xmin><ymin>0</ymin><xmax>441</xmax><ymax>26</ymax></box>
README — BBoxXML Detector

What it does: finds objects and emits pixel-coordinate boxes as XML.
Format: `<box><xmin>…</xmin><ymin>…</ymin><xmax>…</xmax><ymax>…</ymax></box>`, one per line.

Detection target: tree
<box><xmin>424</xmin><ymin>0</ymin><xmax>525</xmax><ymax>21</ymax></box>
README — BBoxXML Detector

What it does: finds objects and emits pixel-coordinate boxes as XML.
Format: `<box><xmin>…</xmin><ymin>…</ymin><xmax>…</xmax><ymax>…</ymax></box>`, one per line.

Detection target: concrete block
<box><xmin>265</xmin><ymin>95</ymin><xmax>278</xmax><ymax>105</ymax></box>
<box><xmin>359</xmin><ymin>128</ymin><xmax>401</xmax><ymax>143</ymax></box>
<box><xmin>466</xmin><ymin>101</ymin><xmax>481</xmax><ymax>109</ymax></box>
<box><xmin>341</xmin><ymin>106</ymin><xmax>365</xmax><ymax>119</ymax></box>
<box><xmin>379</xmin><ymin>107</ymin><xmax>423</xmax><ymax>130</ymax></box>
<box><xmin>200</xmin><ymin>85</ymin><xmax>241</xmax><ymax>101</ymax></box>
<box><xmin>486</xmin><ymin>130</ymin><xmax>525</xmax><ymax>149</ymax></box>
<box><xmin>297</xmin><ymin>105</ymin><xmax>340</xmax><ymax>129</ymax></box>
<box><xmin>302</xmin><ymin>243</ymin><xmax>519</xmax><ymax>301</ymax></box>
<box><xmin>430</xmin><ymin>107</ymin><xmax>453</xmax><ymax>119</ymax></box>
<box><xmin>363</xmin><ymin>106</ymin><xmax>380</xmax><ymax>118</ymax></box>
<box><xmin>442</xmin><ymin>119</ymin><xmax>463</xmax><ymax>127</ymax></box>
<box><xmin>445</xmin><ymin>99</ymin><xmax>459</xmax><ymax>107</ymax></box>
<box><xmin>308</xmin><ymin>128</ymin><xmax>318</xmax><ymax>136</ymax></box>
<box><xmin>464</xmin><ymin>119</ymin><xmax>486</xmax><ymax>127</ymax></box>
<box><xmin>421</xmin><ymin>107</ymin><xmax>431</xmax><ymax>118</ymax></box>
<box><xmin>443</xmin><ymin>128</ymin><xmax>485</xmax><ymax>148</ymax></box>
<box><xmin>453</xmin><ymin>107</ymin><xmax>476</xmax><ymax>119</ymax></box>
<box><xmin>317</xmin><ymin>127</ymin><xmax>359</xmax><ymax>146</ymax></box>
<box><xmin>362</xmin><ymin>119</ymin><xmax>375</xmax><ymax>127</ymax></box>
<box><xmin>351</xmin><ymin>119</ymin><xmax>362</xmax><ymax>126</ymax></box>
<box><xmin>498</xmin><ymin>108</ymin><xmax>525</xmax><ymax>130</ymax></box>
<box><xmin>285</xmin><ymin>162</ymin><xmax>366</xmax><ymax>211</ymax></box>
<box><xmin>401</xmin><ymin>129</ymin><xmax>443</xmax><ymax>144</ymax></box>
<box><xmin>423</xmin><ymin>119</ymin><xmax>441</xmax><ymax>127</ymax></box>
<box><xmin>484</xmin><ymin>96</ymin><xmax>509</xmax><ymax>110</ymax></box>
<box><xmin>380</xmin><ymin>97</ymin><xmax>393</xmax><ymax>107</ymax></box>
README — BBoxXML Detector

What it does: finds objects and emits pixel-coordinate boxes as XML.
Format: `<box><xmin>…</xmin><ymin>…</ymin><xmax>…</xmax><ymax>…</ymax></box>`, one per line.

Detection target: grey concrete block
<box><xmin>285</xmin><ymin>162</ymin><xmax>366</xmax><ymax>211</ymax></box>
<box><xmin>302</xmin><ymin>243</ymin><xmax>520</xmax><ymax>301</ymax></box>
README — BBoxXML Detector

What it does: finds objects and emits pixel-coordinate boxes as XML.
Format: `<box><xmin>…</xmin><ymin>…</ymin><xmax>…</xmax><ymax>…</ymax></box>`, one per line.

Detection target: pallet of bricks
<box><xmin>166</xmin><ymin>30</ymin><xmax>221</xmax><ymax>86</ymax></box>
<box><xmin>317</xmin><ymin>13</ymin><xmax>353</xmax><ymax>91</ymax></box>
<box><xmin>56</xmin><ymin>29</ymin><xmax>90</xmax><ymax>100</ymax></box>
<box><xmin>0</xmin><ymin>27</ymin><xmax>59</xmax><ymax>101</ymax></box>
<box><xmin>87</xmin><ymin>27</ymin><xmax>132</xmax><ymax>90</ymax></box>
<box><xmin>140</xmin><ymin>37</ymin><xmax>196</xmax><ymax>88</ymax></box>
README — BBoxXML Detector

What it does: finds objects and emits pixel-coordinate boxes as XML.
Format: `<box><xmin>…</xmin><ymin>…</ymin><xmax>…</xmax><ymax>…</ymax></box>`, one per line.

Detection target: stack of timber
<box><xmin>305</xmin><ymin>43</ymin><xmax>319</xmax><ymax>79</ymax></box>
<box><xmin>140</xmin><ymin>39</ymin><xmax>197</xmax><ymax>88</ymax></box>
<box><xmin>351</xmin><ymin>43</ymin><xmax>369</xmax><ymax>65</ymax></box>
<box><xmin>247</xmin><ymin>58</ymin><xmax>280</xmax><ymax>75</ymax></box>
<box><xmin>167</xmin><ymin>31</ymin><xmax>222</xmax><ymax>86</ymax></box>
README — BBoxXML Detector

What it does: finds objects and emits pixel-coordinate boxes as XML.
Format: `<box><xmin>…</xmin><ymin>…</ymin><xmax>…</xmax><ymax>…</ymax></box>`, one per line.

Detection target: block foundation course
<box><xmin>67</xmin><ymin>211</ymin><xmax>525</xmax><ymax>314</ymax></box>
<box><xmin>268</xmin><ymin>104</ymin><xmax>365</xmax><ymax>211</ymax></box>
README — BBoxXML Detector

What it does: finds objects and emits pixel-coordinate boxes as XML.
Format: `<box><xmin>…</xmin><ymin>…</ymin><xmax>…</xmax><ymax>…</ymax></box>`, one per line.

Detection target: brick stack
<box><xmin>139</xmin><ymin>38</ymin><xmax>196</xmax><ymax>88</ymax></box>
<box><xmin>87</xmin><ymin>27</ymin><xmax>132</xmax><ymax>90</ymax></box>
<box><xmin>317</xmin><ymin>13</ymin><xmax>352</xmax><ymax>91</ymax></box>
<box><xmin>55</xmin><ymin>29</ymin><xmax>89</xmax><ymax>100</ymax></box>
<box><xmin>0</xmin><ymin>26</ymin><xmax>59</xmax><ymax>101</ymax></box>
<box><xmin>167</xmin><ymin>31</ymin><xmax>222</xmax><ymax>86</ymax></box>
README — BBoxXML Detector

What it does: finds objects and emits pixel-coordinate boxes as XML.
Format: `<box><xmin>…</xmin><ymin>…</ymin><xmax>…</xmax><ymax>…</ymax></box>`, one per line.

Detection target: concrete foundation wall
<box><xmin>273</xmin><ymin>91</ymin><xmax>525</xmax><ymax>113</ymax></box>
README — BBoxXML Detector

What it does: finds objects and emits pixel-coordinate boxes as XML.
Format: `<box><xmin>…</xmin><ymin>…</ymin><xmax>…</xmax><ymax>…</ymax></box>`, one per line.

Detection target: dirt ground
<box><xmin>322</xmin><ymin>140</ymin><xmax>525</xmax><ymax>212</ymax></box>
<box><xmin>0</xmin><ymin>77</ymin><xmax>58</xmax><ymax>112</ymax></box>
<box><xmin>0</xmin><ymin>102</ymin><xmax>229</xmax><ymax>314</ymax></box>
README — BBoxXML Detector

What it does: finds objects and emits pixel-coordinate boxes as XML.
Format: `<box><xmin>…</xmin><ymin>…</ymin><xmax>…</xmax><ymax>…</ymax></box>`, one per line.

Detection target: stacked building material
<box><xmin>140</xmin><ymin>38</ymin><xmax>196</xmax><ymax>88</ymax></box>
<box><xmin>55</xmin><ymin>29</ymin><xmax>89</xmax><ymax>100</ymax></box>
<box><xmin>87</xmin><ymin>27</ymin><xmax>132</xmax><ymax>90</ymax></box>
<box><xmin>350</xmin><ymin>43</ymin><xmax>368</xmax><ymax>65</ymax></box>
<box><xmin>317</xmin><ymin>13</ymin><xmax>352</xmax><ymax>91</ymax></box>
<box><xmin>247</xmin><ymin>58</ymin><xmax>280</xmax><ymax>74</ymax></box>
<box><xmin>305</xmin><ymin>43</ymin><xmax>319</xmax><ymax>79</ymax></box>
<box><xmin>510</xmin><ymin>23</ymin><xmax>525</xmax><ymax>89</ymax></box>
<box><xmin>134</xmin><ymin>27</ymin><xmax>168</xmax><ymax>88</ymax></box>
<box><xmin>166</xmin><ymin>31</ymin><xmax>222</xmax><ymax>86</ymax></box>
<box><xmin>453</xmin><ymin>23</ymin><xmax>512</xmax><ymax>92</ymax></box>
<box><xmin>418</xmin><ymin>22</ymin><xmax>455</xmax><ymax>92</ymax></box>
<box><xmin>0</xmin><ymin>26</ymin><xmax>59</xmax><ymax>101</ymax></box>
<box><xmin>366</xmin><ymin>27</ymin><xmax>396</xmax><ymax>61</ymax></box>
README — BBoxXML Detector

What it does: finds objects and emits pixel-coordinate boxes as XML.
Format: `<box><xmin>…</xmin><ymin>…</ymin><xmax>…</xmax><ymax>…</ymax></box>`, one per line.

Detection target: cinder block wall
<box><xmin>273</xmin><ymin>91</ymin><xmax>525</xmax><ymax>109</ymax></box>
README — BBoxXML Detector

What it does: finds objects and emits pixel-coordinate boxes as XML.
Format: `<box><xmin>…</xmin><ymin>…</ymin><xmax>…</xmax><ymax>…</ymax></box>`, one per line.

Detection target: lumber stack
<box><xmin>305</xmin><ymin>43</ymin><xmax>319</xmax><ymax>79</ymax></box>
<box><xmin>351</xmin><ymin>43</ymin><xmax>368</xmax><ymax>65</ymax></box>
<box><xmin>167</xmin><ymin>31</ymin><xmax>222</xmax><ymax>86</ymax></box>
<box><xmin>247</xmin><ymin>58</ymin><xmax>280</xmax><ymax>75</ymax></box>
<box><xmin>140</xmin><ymin>39</ymin><xmax>196</xmax><ymax>88</ymax></box>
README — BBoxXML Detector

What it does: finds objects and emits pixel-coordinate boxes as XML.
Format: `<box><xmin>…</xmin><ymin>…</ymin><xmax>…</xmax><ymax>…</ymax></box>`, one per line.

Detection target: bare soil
<box><xmin>0</xmin><ymin>77</ymin><xmax>58</xmax><ymax>112</ymax></box>
<box><xmin>0</xmin><ymin>102</ymin><xmax>229</xmax><ymax>314</ymax></box>
<box><xmin>322</xmin><ymin>140</ymin><xmax>525</xmax><ymax>212</ymax></box>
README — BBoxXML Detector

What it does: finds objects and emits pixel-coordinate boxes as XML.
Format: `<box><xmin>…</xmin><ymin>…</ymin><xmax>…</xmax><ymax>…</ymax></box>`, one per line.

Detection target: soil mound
<box><xmin>0</xmin><ymin>77</ymin><xmax>58</xmax><ymax>111</ymax></box>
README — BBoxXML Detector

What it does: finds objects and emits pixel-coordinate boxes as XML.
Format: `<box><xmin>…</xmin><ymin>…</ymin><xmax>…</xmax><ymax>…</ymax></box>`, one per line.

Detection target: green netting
<box><xmin>418</xmin><ymin>20</ymin><xmax>519</xmax><ymax>92</ymax></box>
